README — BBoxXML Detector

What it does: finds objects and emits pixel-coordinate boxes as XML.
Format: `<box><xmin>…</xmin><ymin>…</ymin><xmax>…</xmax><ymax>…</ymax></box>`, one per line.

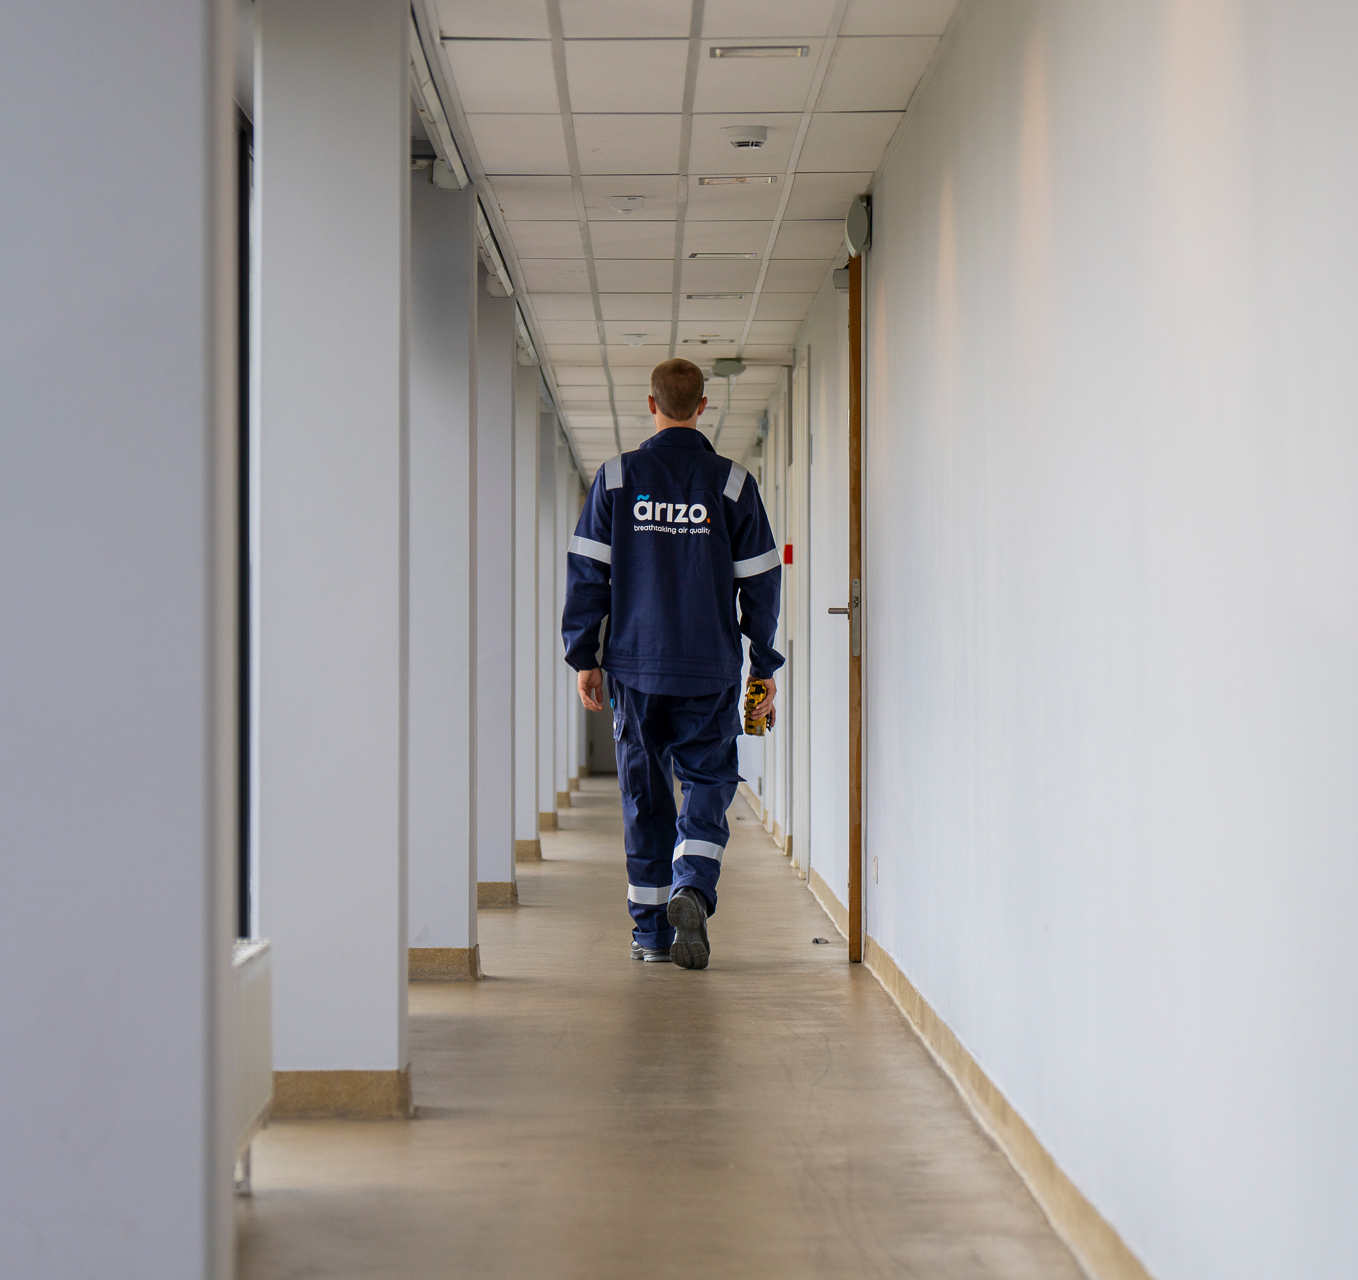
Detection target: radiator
<box><xmin>232</xmin><ymin>939</ymin><xmax>273</xmax><ymax>1187</ymax></box>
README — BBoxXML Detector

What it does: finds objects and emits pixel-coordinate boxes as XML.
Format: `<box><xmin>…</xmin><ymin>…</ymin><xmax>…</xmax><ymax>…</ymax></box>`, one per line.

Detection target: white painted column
<box><xmin>255</xmin><ymin>0</ymin><xmax>409</xmax><ymax>1110</ymax></box>
<box><xmin>513</xmin><ymin>364</ymin><xmax>541</xmax><ymax>859</ymax></box>
<box><xmin>475</xmin><ymin>274</ymin><xmax>517</xmax><ymax>898</ymax></box>
<box><xmin>554</xmin><ymin>442</ymin><xmax>574</xmax><ymax>804</ymax></box>
<box><xmin>538</xmin><ymin>413</ymin><xmax>560</xmax><ymax>827</ymax></box>
<box><xmin>407</xmin><ymin>175</ymin><xmax>478</xmax><ymax>975</ymax></box>
<box><xmin>1</xmin><ymin>4</ymin><xmax>233</xmax><ymax>1273</ymax></box>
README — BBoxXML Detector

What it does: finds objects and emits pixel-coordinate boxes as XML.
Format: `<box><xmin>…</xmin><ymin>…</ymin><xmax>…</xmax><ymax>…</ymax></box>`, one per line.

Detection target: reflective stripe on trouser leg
<box><xmin>613</xmin><ymin>680</ymin><xmax>679</xmax><ymax>949</ymax></box>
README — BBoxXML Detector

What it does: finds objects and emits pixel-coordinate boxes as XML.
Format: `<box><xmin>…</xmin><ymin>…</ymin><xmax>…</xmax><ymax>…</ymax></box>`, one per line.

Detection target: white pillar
<box><xmin>1</xmin><ymin>2</ymin><xmax>233</xmax><ymax>1273</ymax></box>
<box><xmin>407</xmin><ymin>175</ymin><xmax>479</xmax><ymax>978</ymax></box>
<box><xmin>475</xmin><ymin>275</ymin><xmax>517</xmax><ymax>901</ymax></box>
<box><xmin>538</xmin><ymin>414</ymin><xmax>560</xmax><ymax>828</ymax></box>
<box><xmin>555</xmin><ymin>442</ymin><xmax>574</xmax><ymax>805</ymax></box>
<box><xmin>514</xmin><ymin>365</ymin><xmax>542</xmax><ymax>859</ymax></box>
<box><xmin>255</xmin><ymin>0</ymin><xmax>409</xmax><ymax>1114</ymax></box>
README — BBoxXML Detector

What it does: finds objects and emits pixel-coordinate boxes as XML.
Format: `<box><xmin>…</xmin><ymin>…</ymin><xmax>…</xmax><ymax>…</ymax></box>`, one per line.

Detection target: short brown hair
<box><xmin>650</xmin><ymin>358</ymin><xmax>706</xmax><ymax>421</ymax></box>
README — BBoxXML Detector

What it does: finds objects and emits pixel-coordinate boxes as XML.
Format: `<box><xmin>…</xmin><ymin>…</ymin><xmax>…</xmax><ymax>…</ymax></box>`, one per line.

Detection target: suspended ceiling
<box><xmin>429</xmin><ymin>0</ymin><xmax>957</xmax><ymax>472</ymax></box>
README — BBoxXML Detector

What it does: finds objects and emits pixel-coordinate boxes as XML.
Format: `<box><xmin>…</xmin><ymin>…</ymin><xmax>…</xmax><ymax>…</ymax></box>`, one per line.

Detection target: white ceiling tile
<box><xmin>549</xmin><ymin>344</ymin><xmax>604</xmax><ymax>363</ymax></box>
<box><xmin>554</xmin><ymin>366</ymin><xmax>610</xmax><ymax>385</ymax></box>
<box><xmin>783</xmin><ymin>171</ymin><xmax>871</xmax><ymax>220</ymax></box>
<box><xmin>466</xmin><ymin>114</ymin><xmax>570</xmax><ymax>174</ymax></box>
<box><xmin>531</xmin><ymin>292</ymin><xmax>596</xmax><ymax>320</ymax></box>
<box><xmin>681</xmin><ymin>259</ymin><xmax>762</xmax><ymax>292</ymax></box>
<box><xmin>599</xmin><ymin>293</ymin><xmax>674</xmax><ymax>320</ymax></box>
<box><xmin>573</xmin><ymin>114</ymin><xmax>683</xmax><ymax>175</ymax></box>
<box><xmin>682</xmin><ymin>219</ymin><xmax>773</xmax><ymax>255</ymax></box>
<box><xmin>798</xmin><ymin>111</ymin><xmax>904</xmax><ymax>172</ymax></box>
<box><xmin>444</xmin><ymin>40</ymin><xmax>558</xmax><ymax>114</ymax></box>
<box><xmin>678</xmin><ymin>294</ymin><xmax>752</xmax><ymax>322</ymax></box>
<box><xmin>761</xmin><ymin>260</ymin><xmax>833</xmax><ymax>292</ymax></box>
<box><xmin>686</xmin><ymin>113</ymin><xmax>801</xmax><ymax>175</ymax></box>
<box><xmin>676</xmin><ymin>320</ymin><xmax>742</xmax><ymax>342</ymax></box>
<box><xmin>506</xmin><ymin>221</ymin><xmax>585</xmax><ymax>258</ymax></box>
<box><xmin>771</xmin><ymin>220</ymin><xmax>844</xmax><ymax>259</ymax></box>
<box><xmin>693</xmin><ymin>39</ymin><xmax>822</xmax><ymax>114</ymax></box>
<box><xmin>816</xmin><ymin>36</ymin><xmax>938</xmax><ymax>112</ymax></box>
<box><xmin>581</xmin><ymin>175</ymin><xmax>678</xmax><ymax>220</ymax></box>
<box><xmin>603</xmin><ymin>321</ymin><xmax>669</xmax><ymax>344</ymax></box>
<box><xmin>523</xmin><ymin>259</ymin><xmax>592</xmax><ymax>291</ymax></box>
<box><xmin>594</xmin><ymin>259</ymin><xmax>675</xmax><ymax>291</ymax></box>
<box><xmin>588</xmin><ymin>220</ymin><xmax>676</xmax><ymax>259</ymax></box>
<box><xmin>607</xmin><ymin>344</ymin><xmax>670</xmax><ymax>365</ymax></box>
<box><xmin>702</xmin><ymin>0</ymin><xmax>835</xmax><ymax>37</ymax></box>
<box><xmin>746</xmin><ymin>320</ymin><xmax>801</xmax><ymax>344</ymax></box>
<box><xmin>565</xmin><ymin>41</ymin><xmax>688</xmax><ymax>113</ymax></box>
<box><xmin>753</xmin><ymin>291</ymin><xmax>817</xmax><ymax>321</ymax></box>
<box><xmin>840</xmin><ymin>0</ymin><xmax>957</xmax><ymax>36</ymax></box>
<box><xmin>436</xmin><ymin>0</ymin><xmax>551</xmax><ymax>39</ymax></box>
<box><xmin>609</xmin><ymin>366</ymin><xmax>656</xmax><ymax>385</ymax></box>
<box><xmin>485</xmin><ymin>176</ymin><xmax>577</xmax><ymax>220</ymax></box>
<box><xmin>539</xmin><ymin>320</ymin><xmax>603</xmax><ymax>344</ymax></box>
<box><xmin>560</xmin><ymin>0</ymin><xmax>691</xmax><ymax>38</ymax></box>
<box><xmin>686</xmin><ymin>175</ymin><xmax>785</xmax><ymax>221</ymax></box>
<box><xmin>561</xmin><ymin>389</ymin><xmax>615</xmax><ymax>404</ymax></box>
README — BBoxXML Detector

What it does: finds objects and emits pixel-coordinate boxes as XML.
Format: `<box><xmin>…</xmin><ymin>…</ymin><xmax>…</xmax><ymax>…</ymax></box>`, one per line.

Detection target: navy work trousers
<box><xmin>609</xmin><ymin>676</ymin><xmax>740</xmax><ymax>949</ymax></box>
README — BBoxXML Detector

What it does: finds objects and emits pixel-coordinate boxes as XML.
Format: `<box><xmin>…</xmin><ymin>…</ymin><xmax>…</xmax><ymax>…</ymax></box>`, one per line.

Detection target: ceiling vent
<box><xmin>725</xmin><ymin>125</ymin><xmax>768</xmax><ymax>150</ymax></box>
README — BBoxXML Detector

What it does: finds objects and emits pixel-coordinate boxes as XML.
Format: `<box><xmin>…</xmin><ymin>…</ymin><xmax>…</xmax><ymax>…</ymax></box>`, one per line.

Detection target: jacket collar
<box><xmin>641</xmin><ymin>426</ymin><xmax>716</xmax><ymax>452</ymax></box>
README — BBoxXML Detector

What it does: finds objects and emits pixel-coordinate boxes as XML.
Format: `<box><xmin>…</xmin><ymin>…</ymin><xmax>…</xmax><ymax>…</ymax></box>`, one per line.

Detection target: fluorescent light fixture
<box><xmin>681</xmin><ymin>337</ymin><xmax>736</xmax><ymax>345</ymax></box>
<box><xmin>476</xmin><ymin>201</ymin><xmax>514</xmax><ymax>298</ymax></box>
<box><xmin>409</xmin><ymin>16</ymin><xmax>468</xmax><ymax>188</ymax></box>
<box><xmin>710</xmin><ymin>45</ymin><xmax>809</xmax><ymax>58</ymax></box>
<box><xmin>688</xmin><ymin>251</ymin><xmax>758</xmax><ymax>260</ymax></box>
<box><xmin>686</xmin><ymin>293</ymin><xmax>748</xmax><ymax>300</ymax></box>
<box><xmin>697</xmin><ymin>175</ymin><xmax>777</xmax><ymax>186</ymax></box>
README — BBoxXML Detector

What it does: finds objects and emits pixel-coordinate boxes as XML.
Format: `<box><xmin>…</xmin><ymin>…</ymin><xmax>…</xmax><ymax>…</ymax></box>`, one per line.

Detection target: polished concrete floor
<box><xmin>238</xmin><ymin>778</ymin><xmax>1084</xmax><ymax>1280</ymax></box>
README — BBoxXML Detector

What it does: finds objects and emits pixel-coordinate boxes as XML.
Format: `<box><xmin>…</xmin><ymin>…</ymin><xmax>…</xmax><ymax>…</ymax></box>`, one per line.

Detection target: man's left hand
<box><xmin>748</xmin><ymin>675</ymin><xmax>777</xmax><ymax>726</ymax></box>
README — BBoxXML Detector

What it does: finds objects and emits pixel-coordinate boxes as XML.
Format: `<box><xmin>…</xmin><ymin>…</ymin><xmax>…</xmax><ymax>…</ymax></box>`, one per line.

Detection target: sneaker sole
<box><xmin>632</xmin><ymin>949</ymin><xmax>672</xmax><ymax>963</ymax></box>
<box><xmin>667</xmin><ymin>894</ymin><xmax>709</xmax><ymax>970</ymax></box>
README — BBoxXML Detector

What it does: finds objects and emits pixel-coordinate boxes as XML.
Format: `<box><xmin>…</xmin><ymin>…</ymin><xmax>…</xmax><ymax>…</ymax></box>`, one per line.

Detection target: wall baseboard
<box><xmin>477</xmin><ymin>881</ymin><xmax>519</xmax><ymax>908</ymax></box>
<box><xmin>515</xmin><ymin>838</ymin><xmax>542</xmax><ymax>862</ymax></box>
<box><xmin>737</xmin><ymin>780</ymin><xmax>764</xmax><ymax>821</ymax></box>
<box><xmin>408</xmin><ymin>945</ymin><xmax>482</xmax><ymax>982</ymax></box>
<box><xmin>567</xmin><ymin>777</ymin><xmax>580</xmax><ymax>791</ymax></box>
<box><xmin>272</xmin><ymin>1067</ymin><xmax>410</xmax><ymax>1119</ymax></box>
<box><xmin>863</xmin><ymin>937</ymin><xmax>1155</xmax><ymax>1280</ymax></box>
<box><xmin>555</xmin><ymin>790</ymin><xmax>572</xmax><ymax>808</ymax></box>
<box><xmin>539</xmin><ymin>810</ymin><xmax>558</xmax><ymax>831</ymax></box>
<box><xmin>808</xmin><ymin>866</ymin><xmax>849</xmax><ymax>939</ymax></box>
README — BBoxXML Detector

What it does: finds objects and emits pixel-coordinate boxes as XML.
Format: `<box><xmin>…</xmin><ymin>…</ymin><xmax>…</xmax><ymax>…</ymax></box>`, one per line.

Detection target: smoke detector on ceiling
<box><xmin>725</xmin><ymin>125</ymin><xmax>768</xmax><ymax>150</ymax></box>
<box><xmin>623</xmin><ymin>333</ymin><xmax>647</xmax><ymax>346</ymax></box>
<box><xmin>610</xmin><ymin>195</ymin><xmax>645</xmax><ymax>215</ymax></box>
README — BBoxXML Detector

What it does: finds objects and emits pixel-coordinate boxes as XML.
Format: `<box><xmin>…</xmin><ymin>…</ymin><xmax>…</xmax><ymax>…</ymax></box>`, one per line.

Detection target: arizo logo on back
<box><xmin>634</xmin><ymin>497</ymin><xmax>708</xmax><ymax>523</ymax></box>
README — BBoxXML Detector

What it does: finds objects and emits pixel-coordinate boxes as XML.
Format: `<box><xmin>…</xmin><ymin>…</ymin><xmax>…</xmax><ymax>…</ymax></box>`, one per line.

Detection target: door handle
<box><xmin>828</xmin><ymin>580</ymin><xmax>861</xmax><ymax>656</ymax></box>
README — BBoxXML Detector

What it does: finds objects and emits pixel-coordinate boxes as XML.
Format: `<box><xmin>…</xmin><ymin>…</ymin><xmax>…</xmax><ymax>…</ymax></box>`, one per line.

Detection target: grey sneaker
<box><xmin>631</xmin><ymin>938</ymin><xmax>672</xmax><ymax>963</ymax></box>
<box><xmin>667</xmin><ymin>887</ymin><xmax>710</xmax><ymax>970</ymax></box>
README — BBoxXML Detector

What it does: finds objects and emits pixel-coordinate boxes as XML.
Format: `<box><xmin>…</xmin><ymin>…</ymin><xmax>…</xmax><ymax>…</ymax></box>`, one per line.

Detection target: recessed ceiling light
<box><xmin>710</xmin><ymin>45</ymin><xmax>808</xmax><ymax>58</ymax></box>
<box><xmin>688</xmin><ymin>251</ymin><xmax>758</xmax><ymax>260</ymax></box>
<box><xmin>686</xmin><ymin>293</ymin><xmax>748</xmax><ymax>300</ymax></box>
<box><xmin>697</xmin><ymin>175</ymin><xmax>777</xmax><ymax>186</ymax></box>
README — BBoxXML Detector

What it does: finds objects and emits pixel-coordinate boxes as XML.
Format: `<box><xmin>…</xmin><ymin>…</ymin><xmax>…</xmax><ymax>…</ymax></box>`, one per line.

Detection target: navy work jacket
<box><xmin>562</xmin><ymin>427</ymin><xmax>784</xmax><ymax>696</ymax></box>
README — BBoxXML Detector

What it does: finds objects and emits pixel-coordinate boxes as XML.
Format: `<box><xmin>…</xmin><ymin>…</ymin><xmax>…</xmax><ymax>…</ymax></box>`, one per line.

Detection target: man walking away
<box><xmin>562</xmin><ymin>358</ymin><xmax>783</xmax><ymax>969</ymax></box>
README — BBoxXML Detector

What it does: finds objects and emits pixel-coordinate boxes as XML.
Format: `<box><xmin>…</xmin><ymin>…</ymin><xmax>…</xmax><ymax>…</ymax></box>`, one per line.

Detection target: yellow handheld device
<box><xmin>744</xmin><ymin>679</ymin><xmax>770</xmax><ymax>736</ymax></box>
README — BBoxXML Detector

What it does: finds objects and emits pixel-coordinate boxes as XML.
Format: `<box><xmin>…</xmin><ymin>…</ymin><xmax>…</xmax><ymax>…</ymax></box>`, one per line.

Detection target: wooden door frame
<box><xmin>848</xmin><ymin>254</ymin><xmax>864</xmax><ymax>963</ymax></box>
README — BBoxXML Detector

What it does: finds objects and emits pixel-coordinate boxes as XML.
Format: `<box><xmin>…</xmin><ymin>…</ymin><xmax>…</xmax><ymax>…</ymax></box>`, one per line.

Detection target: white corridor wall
<box><xmin>862</xmin><ymin>3</ymin><xmax>1358</xmax><ymax>1278</ymax></box>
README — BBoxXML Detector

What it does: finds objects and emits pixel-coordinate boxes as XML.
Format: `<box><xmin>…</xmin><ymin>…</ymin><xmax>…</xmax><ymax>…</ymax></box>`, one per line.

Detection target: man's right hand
<box><xmin>578</xmin><ymin>668</ymin><xmax>605</xmax><ymax>712</ymax></box>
